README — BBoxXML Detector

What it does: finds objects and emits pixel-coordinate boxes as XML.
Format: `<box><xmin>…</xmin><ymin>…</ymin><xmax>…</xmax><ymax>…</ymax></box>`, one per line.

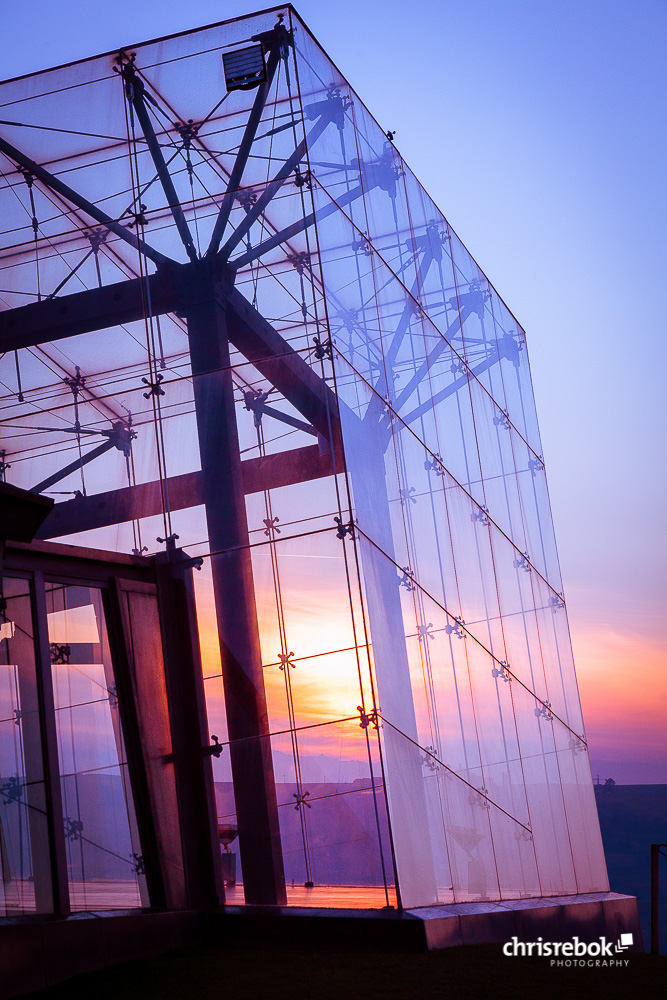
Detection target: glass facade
<box><xmin>47</xmin><ymin>583</ymin><xmax>146</xmax><ymax>910</ymax></box>
<box><xmin>0</xmin><ymin>577</ymin><xmax>52</xmax><ymax>914</ymax></box>
<box><xmin>0</xmin><ymin>6</ymin><xmax>607</xmax><ymax>909</ymax></box>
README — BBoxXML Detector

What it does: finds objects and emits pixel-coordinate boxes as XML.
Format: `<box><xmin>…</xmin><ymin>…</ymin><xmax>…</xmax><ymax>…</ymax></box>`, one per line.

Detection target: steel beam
<box><xmin>206</xmin><ymin>34</ymin><xmax>284</xmax><ymax>257</ymax></box>
<box><xmin>219</xmin><ymin>114</ymin><xmax>332</xmax><ymax>261</ymax></box>
<box><xmin>225</xmin><ymin>285</ymin><xmax>342</xmax><ymax>443</ymax></box>
<box><xmin>393</xmin><ymin>305</ymin><xmax>471</xmax><ymax>412</ymax></box>
<box><xmin>0</xmin><ymin>270</ymin><xmax>178</xmax><ymax>352</ymax></box>
<box><xmin>35</xmin><ymin>442</ymin><xmax>343</xmax><ymax>540</ymax></box>
<box><xmin>30</xmin><ymin>438</ymin><xmax>115</xmax><ymax>495</ymax></box>
<box><xmin>0</xmin><ymin>269</ymin><xmax>343</xmax><ymax>459</ymax></box>
<box><xmin>401</xmin><ymin>350</ymin><xmax>502</xmax><ymax>427</ymax></box>
<box><xmin>372</xmin><ymin>246</ymin><xmax>438</xmax><ymax>399</ymax></box>
<box><xmin>0</xmin><ymin>135</ymin><xmax>170</xmax><ymax>268</ymax></box>
<box><xmin>230</xmin><ymin>183</ymin><xmax>365</xmax><ymax>272</ymax></box>
<box><xmin>122</xmin><ymin>66</ymin><xmax>198</xmax><ymax>263</ymax></box>
<box><xmin>247</xmin><ymin>399</ymin><xmax>317</xmax><ymax>437</ymax></box>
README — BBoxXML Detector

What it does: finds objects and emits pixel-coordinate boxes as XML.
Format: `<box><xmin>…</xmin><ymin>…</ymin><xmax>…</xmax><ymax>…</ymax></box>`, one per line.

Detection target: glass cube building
<box><xmin>0</xmin><ymin>5</ymin><xmax>608</xmax><ymax>912</ymax></box>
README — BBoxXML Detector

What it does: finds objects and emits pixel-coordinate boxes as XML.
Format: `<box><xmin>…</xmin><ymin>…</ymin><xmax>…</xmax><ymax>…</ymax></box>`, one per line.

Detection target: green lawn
<box><xmin>22</xmin><ymin>942</ymin><xmax>667</xmax><ymax>1000</ymax></box>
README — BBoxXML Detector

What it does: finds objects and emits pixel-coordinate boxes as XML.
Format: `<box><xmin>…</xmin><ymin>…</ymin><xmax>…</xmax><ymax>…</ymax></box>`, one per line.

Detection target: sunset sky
<box><xmin>1</xmin><ymin>0</ymin><xmax>664</xmax><ymax>782</ymax></box>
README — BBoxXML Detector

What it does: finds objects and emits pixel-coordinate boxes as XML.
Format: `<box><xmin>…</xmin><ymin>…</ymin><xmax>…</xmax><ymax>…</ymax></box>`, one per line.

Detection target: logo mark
<box><xmin>503</xmin><ymin>932</ymin><xmax>634</xmax><ymax>966</ymax></box>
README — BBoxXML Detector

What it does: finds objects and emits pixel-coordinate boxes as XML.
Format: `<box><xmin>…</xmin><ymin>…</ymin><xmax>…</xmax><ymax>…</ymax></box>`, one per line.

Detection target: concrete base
<box><xmin>0</xmin><ymin>892</ymin><xmax>642</xmax><ymax>999</ymax></box>
<box><xmin>212</xmin><ymin>891</ymin><xmax>642</xmax><ymax>954</ymax></box>
<box><xmin>407</xmin><ymin>892</ymin><xmax>643</xmax><ymax>951</ymax></box>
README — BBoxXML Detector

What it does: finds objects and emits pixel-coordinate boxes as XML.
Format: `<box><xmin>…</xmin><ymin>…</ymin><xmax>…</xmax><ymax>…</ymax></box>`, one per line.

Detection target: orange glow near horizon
<box><xmin>572</xmin><ymin>623</ymin><xmax>666</xmax><ymax>762</ymax></box>
<box><xmin>194</xmin><ymin>546</ymin><xmax>666</xmax><ymax>778</ymax></box>
<box><xmin>193</xmin><ymin>550</ymin><xmax>376</xmax><ymax>763</ymax></box>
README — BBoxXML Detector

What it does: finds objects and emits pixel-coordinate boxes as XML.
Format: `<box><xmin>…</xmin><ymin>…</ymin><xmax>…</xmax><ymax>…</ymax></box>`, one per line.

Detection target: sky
<box><xmin>1</xmin><ymin>0</ymin><xmax>665</xmax><ymax>782</ymax></box>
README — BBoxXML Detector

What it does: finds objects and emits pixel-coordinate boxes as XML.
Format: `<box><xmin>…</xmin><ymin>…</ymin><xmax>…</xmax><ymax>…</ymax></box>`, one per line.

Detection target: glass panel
<box><xmin>200</xmin><ymin>493</ymin><xmax>395</xmax><ymax>908</ymax></box>
<box><xmin>270</xmin><ymin>718</ymin><xmax>395</xmax><ymax>908</ymax></box>
<box><xmin>0</xmin><ymin>576</ymin><xmax>52</xmax><ymax>914</ymax></box>
<box><xmin>47</xmin><ymin>583</ymin><xmax>146</xmax><ymax>911</ymax></box>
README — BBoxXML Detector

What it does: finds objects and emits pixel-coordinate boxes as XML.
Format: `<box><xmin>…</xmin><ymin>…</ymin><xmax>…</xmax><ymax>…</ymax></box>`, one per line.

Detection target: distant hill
<box><xmin>590</xmin><ymin>760</ymin><xmax>667</xmax><ymax>784</ymax></box>
<box><xmin>595</xmin><ymin>784</ymin><xmax>667</xmax><ymax>952</ymax></box>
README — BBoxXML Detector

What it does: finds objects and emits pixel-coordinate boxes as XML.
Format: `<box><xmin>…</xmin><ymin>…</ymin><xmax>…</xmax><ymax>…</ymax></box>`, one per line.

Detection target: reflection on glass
<box><xmin>253</xmin><ymin>501</ymin><xmax>394</xmax><ymax>905</ymax></box>
<box><xmin>47</xmin><ymin>584</ymin><xmax>146</xmax><ymax>911</ymax></box>
<box><xmin>0</xmin><ymin>577</ymin><xmax>52</xmax><ymax>914</ymax></box>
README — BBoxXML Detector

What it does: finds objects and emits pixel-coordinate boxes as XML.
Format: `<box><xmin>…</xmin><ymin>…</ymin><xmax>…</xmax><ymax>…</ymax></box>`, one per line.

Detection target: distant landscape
<box><xmin>589</xmin><ymin>760</ymin><xmax>666</xmax><ymax>784</ymax></box>
<box><xmin>595</xmin><ymin>784</ymin><xmax>667</xmax><ymax>952</ymax></box>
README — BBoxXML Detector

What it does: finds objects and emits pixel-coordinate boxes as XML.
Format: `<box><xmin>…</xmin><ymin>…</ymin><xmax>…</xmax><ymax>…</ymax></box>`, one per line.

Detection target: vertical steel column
<box><xmin>32</xmin><ymin>571</ymin><xmax>70</xmax><ymax>915</ymax></box>
<box><xmin>155</xmin><ymin>550</ymin><xmax>224</xmax><ymax>908</ymax></box>
<box><xmin>185</xmin><ymin>274</ymin><xmax>286</xmax><ymax>905</ymax></box>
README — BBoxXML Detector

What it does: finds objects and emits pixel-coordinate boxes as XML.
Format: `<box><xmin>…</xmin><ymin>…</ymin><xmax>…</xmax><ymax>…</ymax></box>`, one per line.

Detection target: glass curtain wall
<box><xmin>0</xmin><ymin>6</ymin><xmax>607</xmax><ymax>908</ymax></box>
<box><xmin>0</xmin><ymin>577</ymin><xmax>52</xmax><ymax>914</ymax></box>
<box><xmin>292</xmin><ymin>17</ymin><xmax>607</xmax><ymax>906</ymax></box>
<box><xmin>46</xmin><ymin>582</ymin><xmax>147</xmax><ymax>910</ymax></box>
